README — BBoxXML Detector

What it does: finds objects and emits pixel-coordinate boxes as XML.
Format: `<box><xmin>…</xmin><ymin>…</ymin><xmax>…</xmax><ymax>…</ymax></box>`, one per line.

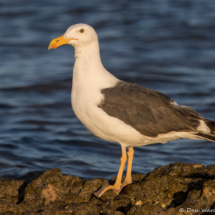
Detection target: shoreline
<box><xmin>1</xmin><ymin>162</ymin><xmax>215</xmax><ymax>214</ymax></box>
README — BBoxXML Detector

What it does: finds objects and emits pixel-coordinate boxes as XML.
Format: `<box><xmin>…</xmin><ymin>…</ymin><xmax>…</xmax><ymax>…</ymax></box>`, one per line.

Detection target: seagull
<box><xmin>48</xmin><ymin>23</ymin><xmax>215</xmax><ymax>197</ymax></box>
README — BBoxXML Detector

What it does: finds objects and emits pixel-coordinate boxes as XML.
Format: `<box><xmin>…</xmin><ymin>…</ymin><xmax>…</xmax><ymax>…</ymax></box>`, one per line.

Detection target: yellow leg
<box><xmin>121</xmin><ymin>147</ymin><xmax>134</xmax><ymax>187</ymax></box>
<box><xmin>94</xmin><ymin>146</ymin><xmax>127</xmax><ymax>197</ymax></box>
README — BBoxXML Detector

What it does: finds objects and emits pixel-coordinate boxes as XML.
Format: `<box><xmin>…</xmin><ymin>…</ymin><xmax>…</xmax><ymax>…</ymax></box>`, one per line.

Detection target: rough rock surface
<box><xmin>1</xmin><ymin>162</ymin><xmax>215</xmax><ymax>214</ymax></box>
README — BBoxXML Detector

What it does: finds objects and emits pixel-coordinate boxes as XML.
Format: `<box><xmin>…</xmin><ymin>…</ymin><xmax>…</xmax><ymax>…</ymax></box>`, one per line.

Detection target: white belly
<box><xmin>71</xmin><ymin>86</ymin><xmax>146</xmax><ymax>146</ymax></box>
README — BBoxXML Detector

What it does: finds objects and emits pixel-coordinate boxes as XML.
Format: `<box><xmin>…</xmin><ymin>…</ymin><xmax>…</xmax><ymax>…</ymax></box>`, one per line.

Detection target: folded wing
<box><xmin>98</xmin><ymin>81</ymin><xmax>203</xmax><ymax>137</ymax></box>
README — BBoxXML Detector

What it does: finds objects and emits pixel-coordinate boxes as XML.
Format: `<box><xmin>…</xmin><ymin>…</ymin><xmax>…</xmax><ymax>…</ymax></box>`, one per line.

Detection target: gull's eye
<box><xmin>79</xmin><ymin>29</ymin><xmax>84</xmax><ymax>33</ymax></box>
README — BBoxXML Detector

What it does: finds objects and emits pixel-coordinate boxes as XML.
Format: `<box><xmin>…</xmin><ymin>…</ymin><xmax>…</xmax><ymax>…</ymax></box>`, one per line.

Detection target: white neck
<box><xmin>74</xmin><ymin>39</ymin><xmax>101</xmax><ymax>59</ymax></box>
<box><xmin>72</xmin><ymin>40</ymin><xmax>119</xmax><ymax>90</ymax></box>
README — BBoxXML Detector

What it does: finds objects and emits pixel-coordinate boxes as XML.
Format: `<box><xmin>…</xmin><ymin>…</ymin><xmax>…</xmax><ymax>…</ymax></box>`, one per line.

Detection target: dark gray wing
<box><xmin>98</xmin><ymin>81</ymin><xmax>202</xmax><ymax>137</ymax></box>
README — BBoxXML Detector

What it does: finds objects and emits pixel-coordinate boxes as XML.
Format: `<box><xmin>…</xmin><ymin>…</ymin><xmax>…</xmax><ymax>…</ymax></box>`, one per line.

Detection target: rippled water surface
<box><xmin>1</xmin><ymin>0</ymin><xmax>215</xmax><ymax>180</ymax></box>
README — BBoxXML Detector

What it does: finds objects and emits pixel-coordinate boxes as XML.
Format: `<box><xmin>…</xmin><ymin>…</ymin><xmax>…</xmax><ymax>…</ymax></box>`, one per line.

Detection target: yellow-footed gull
<box><xmin>48</xmin><ymin>23</ymin><xmax>215</xmax><ymax>197</ymax></box>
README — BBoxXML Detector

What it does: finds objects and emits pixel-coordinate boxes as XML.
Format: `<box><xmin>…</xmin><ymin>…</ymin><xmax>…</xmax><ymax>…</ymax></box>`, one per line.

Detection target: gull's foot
<box><xmin>93</xmin><ymin>184</ymin><xmax>121</xmax><ymax>198</ymax></box>
<box><xmin>94</xmin><ymin>178</ymin><xmax>133</xmax><ymax>198</ymax></box>
<box><xmin>114</xmin><ymin>179</ymin><xmax>132</xmax><ymax>193</ymax></box>
<box><xmin>121</xmin><ymin>179</ymin><xmax>132</xmax><ymax>188</ymax></box>
<box><xmin>93</xmin><ymin>185</ymin><xmax>109</xmax><ymax>197</ymax></box>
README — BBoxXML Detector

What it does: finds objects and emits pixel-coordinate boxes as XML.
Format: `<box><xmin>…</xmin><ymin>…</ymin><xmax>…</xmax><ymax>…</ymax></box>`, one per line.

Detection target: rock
<box><xmin>0</xmin><ymin>179</ymin><xmax>25</xmax><ymax>213</ymax></box>
<box><xmin>128</xmin><ymin>203</ymin><xmax>164</xmax><ymax>215</ymax></box>
<box><xmin>0</xmin><ymin>162</ymin><xmax>215</xmax><ymax>214</ymax></box>
<box><xmin>0</xmin><ymin>179</ymin><xmax>25</xmax><ymax>203</ymax></box>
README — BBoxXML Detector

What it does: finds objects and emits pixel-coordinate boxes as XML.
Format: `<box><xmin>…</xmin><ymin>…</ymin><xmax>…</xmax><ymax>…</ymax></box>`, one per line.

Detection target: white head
<box><xmin>48</xmin><ymin>23</ymin><xmax>98</xmax><ymax>50</ymax></box>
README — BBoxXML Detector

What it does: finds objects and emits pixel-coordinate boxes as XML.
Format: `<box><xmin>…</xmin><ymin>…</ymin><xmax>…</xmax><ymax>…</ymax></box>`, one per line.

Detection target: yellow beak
<box><xmin>48</xmin><ymin>35</ymin><xmax>75</xmax><ymax>50</ymax></box>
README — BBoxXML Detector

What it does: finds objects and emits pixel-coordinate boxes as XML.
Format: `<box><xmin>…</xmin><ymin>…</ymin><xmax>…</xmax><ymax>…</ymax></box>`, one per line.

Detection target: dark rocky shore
<box><xmin>1</xmin><ymin>162</ymin><xmax>215</xmax><ymax>215</ymax></box>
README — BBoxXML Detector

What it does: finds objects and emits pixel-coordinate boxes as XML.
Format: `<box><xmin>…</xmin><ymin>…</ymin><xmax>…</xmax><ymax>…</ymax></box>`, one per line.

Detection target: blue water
<box><xmin>1</xmin><ymin>0</ymin><xmax>215</xmax><ymax>180</ymax></box>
